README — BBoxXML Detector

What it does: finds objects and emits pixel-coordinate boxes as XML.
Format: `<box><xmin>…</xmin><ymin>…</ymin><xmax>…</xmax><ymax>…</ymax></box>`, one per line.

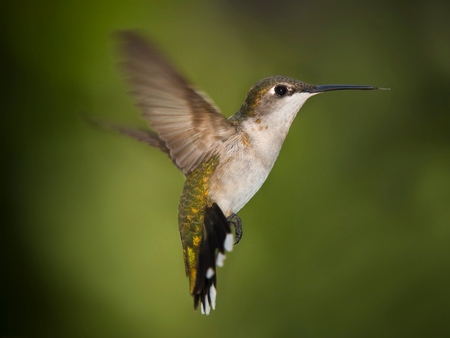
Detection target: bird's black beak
<box><xmin>306</xmin><ymin>84</ymin><xmax>389</xmax><ymax>93</ymax></box>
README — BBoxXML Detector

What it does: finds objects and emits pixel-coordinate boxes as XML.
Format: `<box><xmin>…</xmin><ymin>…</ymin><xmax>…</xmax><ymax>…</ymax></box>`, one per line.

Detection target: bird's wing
<box><xmin>86</xmin><ymin>116</ymin><xmax>170</xmax><ymax>153</ymax></box>
<box><xmin>118</xmin><ymin>31</ymin><xmax>237</xmax><ymax>175</ymax></box>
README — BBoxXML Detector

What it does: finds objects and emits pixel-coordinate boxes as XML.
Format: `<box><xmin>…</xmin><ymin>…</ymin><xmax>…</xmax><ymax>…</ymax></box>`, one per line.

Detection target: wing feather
<box><xmin>118</xmin><ymin>31</ymin><xmax>237</xmax><ymax>175</ymax></box>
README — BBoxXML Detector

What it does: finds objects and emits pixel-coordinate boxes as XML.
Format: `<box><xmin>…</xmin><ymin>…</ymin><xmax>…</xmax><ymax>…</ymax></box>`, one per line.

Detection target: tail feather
<box><xmin>193</xmin><ymin>203</ymin><xmax>233</xmax><ymax>315</ymax></box>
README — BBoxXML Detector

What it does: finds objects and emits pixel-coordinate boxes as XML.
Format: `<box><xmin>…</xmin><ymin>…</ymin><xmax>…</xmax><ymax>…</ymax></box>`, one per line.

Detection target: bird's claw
<box><xmin>227</xmin><ymin>213</ymin><xmax>242</xmax><ymax>245</ymax></box>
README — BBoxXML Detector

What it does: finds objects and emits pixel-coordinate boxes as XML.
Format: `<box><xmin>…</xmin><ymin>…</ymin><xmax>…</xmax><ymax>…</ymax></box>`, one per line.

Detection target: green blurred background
<box><xmin>2</xmin><ymin>0</ymin><xmax>450</xmax><ymax>337</ymax></box>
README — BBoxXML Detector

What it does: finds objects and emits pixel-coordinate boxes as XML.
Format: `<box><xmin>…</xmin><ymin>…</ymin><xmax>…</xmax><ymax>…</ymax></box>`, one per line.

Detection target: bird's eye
<box><xmin>275</xmin><ymin>85</ymin><xmax>288</xmax><ymax>97</ymax></box>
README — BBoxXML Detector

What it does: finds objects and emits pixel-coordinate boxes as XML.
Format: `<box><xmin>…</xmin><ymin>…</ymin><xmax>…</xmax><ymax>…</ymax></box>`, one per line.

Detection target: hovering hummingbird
<box><xmin>97</xmin><ymin>31</ymin><xmax>386</xmax><ymax>315</ymax></box>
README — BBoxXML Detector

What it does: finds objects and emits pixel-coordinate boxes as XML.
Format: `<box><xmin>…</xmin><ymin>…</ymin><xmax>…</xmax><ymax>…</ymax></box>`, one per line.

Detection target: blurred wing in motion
<box><xmin>118</xmin><ymin>31</ymin><xmax>237</xmax><ymax>175</ymax></box>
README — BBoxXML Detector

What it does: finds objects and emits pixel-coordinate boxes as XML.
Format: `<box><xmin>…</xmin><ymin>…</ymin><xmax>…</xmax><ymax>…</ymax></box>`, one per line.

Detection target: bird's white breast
<box><xmin>208</xmin><ymin>92</ymin><xmax>313</xmax><ymax>215</ymax></box>
<box><xmin>207</xmin><ymin>134</ymin><xmax>274</xmax><ymax>216</ymax></box>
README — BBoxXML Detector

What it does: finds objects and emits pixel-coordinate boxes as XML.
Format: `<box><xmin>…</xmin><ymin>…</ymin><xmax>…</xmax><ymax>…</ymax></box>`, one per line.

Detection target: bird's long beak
<box><xmin>307</xmin><ymin>84</ymin><xmax>389</xmax><ymax>93</ymax></box>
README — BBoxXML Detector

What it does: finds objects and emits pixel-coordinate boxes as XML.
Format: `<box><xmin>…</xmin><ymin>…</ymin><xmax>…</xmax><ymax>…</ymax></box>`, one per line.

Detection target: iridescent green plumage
<box><xmin>178</xmin><ymin>156</ymin><xmax>219</xmax><ymax>294</ymax></box>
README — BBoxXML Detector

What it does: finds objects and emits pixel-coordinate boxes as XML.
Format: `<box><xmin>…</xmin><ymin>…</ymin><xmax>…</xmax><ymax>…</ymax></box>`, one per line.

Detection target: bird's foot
<box><xmin>227</xmin><ymin>213</ymin><xmax>242</xmax><ymax>245</ymax></box>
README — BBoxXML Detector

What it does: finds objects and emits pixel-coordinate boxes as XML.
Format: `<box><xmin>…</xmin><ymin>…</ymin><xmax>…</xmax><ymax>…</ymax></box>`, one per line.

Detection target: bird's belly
<box><xmin>207</xmin><ymin>154</ymin><xmax>272</xmax><ymax>216</ymax></box>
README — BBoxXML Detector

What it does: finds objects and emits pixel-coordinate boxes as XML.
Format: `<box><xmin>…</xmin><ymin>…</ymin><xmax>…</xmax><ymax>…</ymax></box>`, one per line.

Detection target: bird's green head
<box><xmin>230</xmin><ymin>76</ymin><xmax>384</xmax><ymax>126</ymax></box>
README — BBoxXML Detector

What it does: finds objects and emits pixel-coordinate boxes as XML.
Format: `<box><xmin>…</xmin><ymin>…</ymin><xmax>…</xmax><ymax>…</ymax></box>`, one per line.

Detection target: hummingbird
<box><xmin>97</xmin><ymin>31</ymin><xmax>386</xmax><ymax>315</ymax></box>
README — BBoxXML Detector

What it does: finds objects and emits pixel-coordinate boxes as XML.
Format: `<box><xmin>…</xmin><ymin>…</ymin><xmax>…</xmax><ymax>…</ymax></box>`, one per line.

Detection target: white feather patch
<box><xmin>204</xmin><ymin>296</ymin><xmax>211</xmax><ymax>315</ymax></box>
<box><xmin>210</xmin><ymin>285</ymin><xmax>217</xmax><ymax>310</ymax></box>
<box><xmin>224</xmin><ymin>233</ymin><xmax>233</xmax><ymax>252</ymax></box>
<box><xmin>206</xmin><ymin>267</ymin><xmax>215</xmax><ymax>279</ymax></box>
<box><xmin>216</xmin><ymin>252</ymin><xmax>226</xmax><ymax>267</ymax></box>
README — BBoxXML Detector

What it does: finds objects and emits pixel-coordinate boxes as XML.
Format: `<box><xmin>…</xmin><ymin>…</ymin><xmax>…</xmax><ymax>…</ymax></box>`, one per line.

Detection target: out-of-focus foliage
<box><xmin>2</xmin><ymin>0</ymin><xmax>450</xmax><ymax>337</ymax></box>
